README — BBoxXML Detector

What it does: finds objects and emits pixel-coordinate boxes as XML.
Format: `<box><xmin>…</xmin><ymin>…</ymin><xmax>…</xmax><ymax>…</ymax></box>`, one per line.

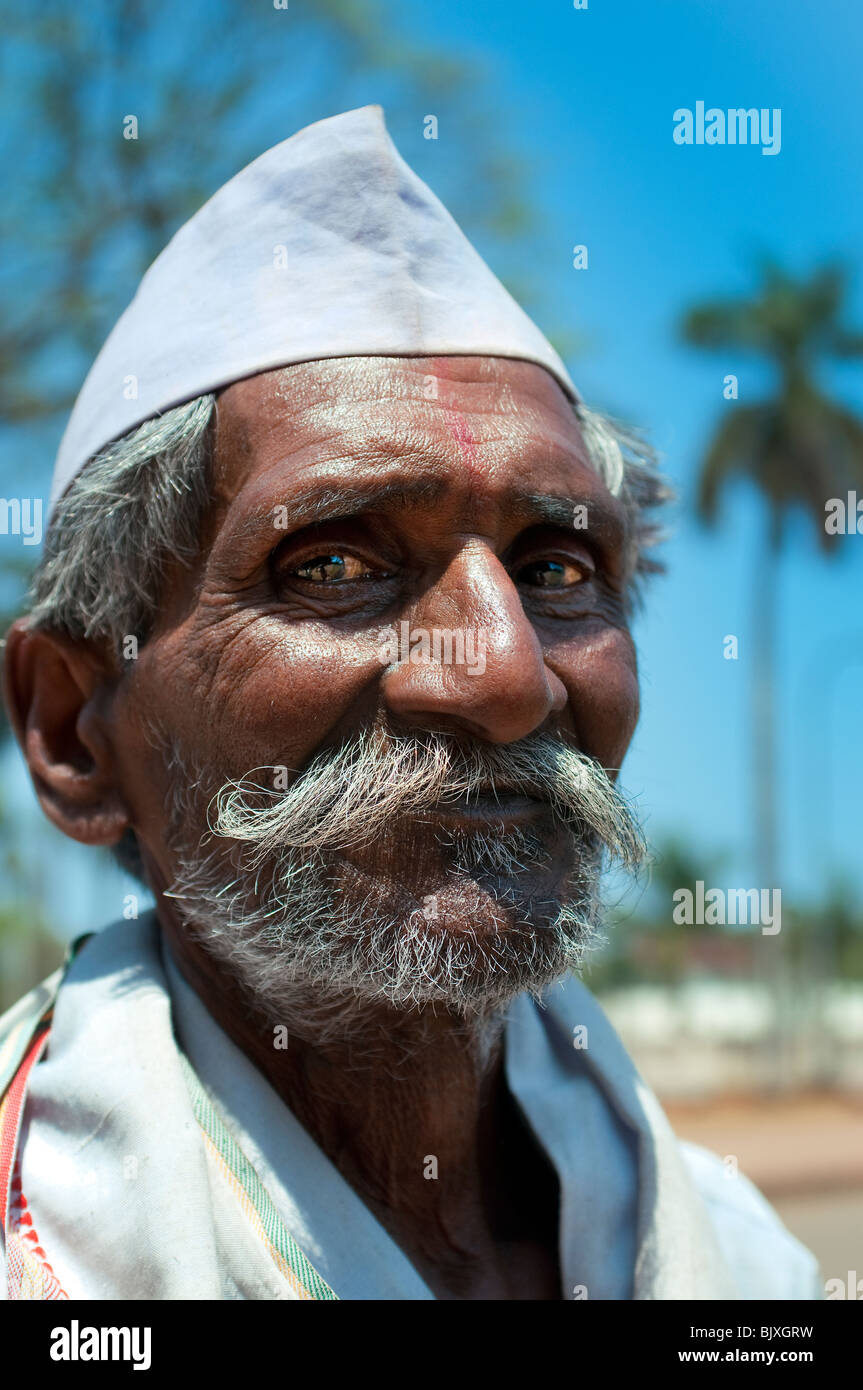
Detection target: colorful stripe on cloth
<box><xmin>1</xmin><ymin>1011</ymin><xmax>337</xmax><ymax>1300</ymax></box>
<box><xmin>0</xmin><ymin>1020</ymin><xmax>68</xmax><ymax>1299</ymax></box>
<box><xmin>178</xmin><ymin>1052</ymin><xmax>339</xmax><ymax>1301</ymax></box>
<box><xmin>0</xmin><ymin>1022</ymin><xmax>50</xmax><ymax>1237</ymax></box>
<box><xmin>179</xmin><ymin>1050</ymin><xmax>340</xmax><ymax>1301</ymax></box>
<box><xmin>5</xmin><ymin>1167</ymin><xmax>69</xmax><ymax>1300</ymax></box>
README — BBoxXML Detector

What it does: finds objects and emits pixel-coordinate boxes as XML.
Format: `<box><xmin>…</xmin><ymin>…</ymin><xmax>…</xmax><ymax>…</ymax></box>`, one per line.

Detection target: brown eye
<box><xmin>517</xmin><ymin>558</ymin><xmax>588</xmax><ymax>588</ymax></box>
<box><xmin>287</xmin><ymin>552</ymin><xmax>383</xmax><ymax>584</ymax></box>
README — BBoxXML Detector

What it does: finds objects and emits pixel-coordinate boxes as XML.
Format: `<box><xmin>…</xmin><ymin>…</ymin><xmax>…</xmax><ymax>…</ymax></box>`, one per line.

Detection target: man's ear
<box><xmin>2</xmin><ymin>616</ymin><xmax>131</xmax><ymax>847</ymax></box>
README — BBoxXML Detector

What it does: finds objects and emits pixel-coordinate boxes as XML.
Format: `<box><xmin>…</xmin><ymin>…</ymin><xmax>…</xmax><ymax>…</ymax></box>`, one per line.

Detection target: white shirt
<box><xmin>4</xmin><ymin>913</ymin><xmax>820</xmax><ymax>1300</ymax></box>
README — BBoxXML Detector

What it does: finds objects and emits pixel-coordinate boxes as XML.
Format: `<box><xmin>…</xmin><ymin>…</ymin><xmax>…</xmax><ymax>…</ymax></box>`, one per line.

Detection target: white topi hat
<box><xmin>51</xmin><ymin>104</ymin><xmax>578</xmax><ymax>511</ymax></box>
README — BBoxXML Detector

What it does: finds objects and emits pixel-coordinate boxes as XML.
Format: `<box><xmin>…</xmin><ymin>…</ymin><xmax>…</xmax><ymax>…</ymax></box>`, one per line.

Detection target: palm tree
<box><xmin>680</xmin><ymin>263</ymin><xmax>863</xmax><ymax>1088</ymax></box>
<box><xmin>682</xmin><ymin>263</ymin><xmax>863</xmax><ymax>888</ymax></box>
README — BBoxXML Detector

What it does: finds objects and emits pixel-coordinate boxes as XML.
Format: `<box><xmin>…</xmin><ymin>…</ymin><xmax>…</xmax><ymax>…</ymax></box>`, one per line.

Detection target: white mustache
<box><xmin>207</xmin><ymin>728</ymin><xmax>645</xmax><ymax>869</ymax></box>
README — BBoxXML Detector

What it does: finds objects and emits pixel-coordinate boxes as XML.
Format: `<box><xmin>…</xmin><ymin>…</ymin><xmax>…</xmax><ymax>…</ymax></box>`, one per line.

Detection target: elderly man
<box><xmin>0</xmin><ymin>106</ymin><xmax>818</xmax><ymax>1301</ymax></box>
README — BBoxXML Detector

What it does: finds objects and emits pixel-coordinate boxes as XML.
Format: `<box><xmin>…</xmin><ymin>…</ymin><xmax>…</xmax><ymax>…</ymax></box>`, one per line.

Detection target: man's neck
<box><xmin>158</xmin><ymin>905</ymin><xmax>561</xmax><ymax>1299</ymax></box>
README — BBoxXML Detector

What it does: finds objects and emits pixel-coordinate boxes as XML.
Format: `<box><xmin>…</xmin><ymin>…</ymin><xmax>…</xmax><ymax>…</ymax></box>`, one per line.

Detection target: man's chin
<box><xmin>331</xmin><ymin>841</ymin><xmax>583</xmax><ymax>935</ymax></box>
<box><xmin>172</xmin><ymin>833</ymin><xmax>602</xmax><ymax>1028</ymax></box>
<box><xmin>266</xmin><ymin>858</ymin><xmax>598</xmax><ymax>1020</ymax></box>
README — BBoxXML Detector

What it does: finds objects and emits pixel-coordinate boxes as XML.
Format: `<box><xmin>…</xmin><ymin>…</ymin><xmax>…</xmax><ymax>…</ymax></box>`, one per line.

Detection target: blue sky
<box><xmin>3</xmin><ymin>0</ymin><xmax>862</xmax><ymax>937</ymax></box>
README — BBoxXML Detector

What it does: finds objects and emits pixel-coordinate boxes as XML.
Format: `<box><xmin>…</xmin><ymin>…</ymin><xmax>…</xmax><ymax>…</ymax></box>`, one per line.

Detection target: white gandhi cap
<box><xmin>50</xmin><ymin>104</ymin><xmax>579</xmax><ymax>513</ymax></box>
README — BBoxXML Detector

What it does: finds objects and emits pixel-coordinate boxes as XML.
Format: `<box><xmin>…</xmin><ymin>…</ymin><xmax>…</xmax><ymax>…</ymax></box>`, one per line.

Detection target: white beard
<box><xmin>162</xmin><ymin>728</ymin><xmax>645</xmax><ymax>1040</ymax></box>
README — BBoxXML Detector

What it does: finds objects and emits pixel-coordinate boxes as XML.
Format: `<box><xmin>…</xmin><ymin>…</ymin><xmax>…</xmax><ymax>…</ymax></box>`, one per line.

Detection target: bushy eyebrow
<box><xmin>224</xmin><ymin>475</ymin><xmax>624</xmax><ymax>551</ymax></box>
<box><xmin>229</xmin><ymin>478</ymin><xmax>447</xmax><ymax>542</ymax></box>
<box><xmin>513</xmin><ymin>492</ymin><xmax>625</xmax><ymax>549</ymax></box>
<box><xmin>513</xmin><ymin>492</ymin><xmax>590</xmax><ymax>527</ymax></box>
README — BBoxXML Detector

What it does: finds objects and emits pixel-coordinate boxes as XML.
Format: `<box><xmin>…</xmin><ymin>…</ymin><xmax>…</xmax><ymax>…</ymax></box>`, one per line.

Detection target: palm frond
<box><xmin>695</xmin><ymin>405</ymin><xmax>773</xmax><ymax>523</ymax></box>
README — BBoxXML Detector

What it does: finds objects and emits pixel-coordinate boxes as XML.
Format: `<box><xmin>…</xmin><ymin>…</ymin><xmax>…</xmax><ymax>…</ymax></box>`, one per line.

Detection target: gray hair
<box><xmin>28</xmin><ymin>388</ymin><xmax>669</xmax><ymax>656</ymax></box>
<box><xmin>29</xmin><ymin>393</ymin><xmax>217</xmax><ymax>651</ymax></box>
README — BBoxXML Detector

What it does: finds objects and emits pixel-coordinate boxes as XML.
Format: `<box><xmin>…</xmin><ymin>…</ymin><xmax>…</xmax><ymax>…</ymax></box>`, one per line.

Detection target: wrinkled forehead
<box><xmin>210</xmin><ymin>355</ymin><xmax>593</xmax><ymax>509</ymax></box>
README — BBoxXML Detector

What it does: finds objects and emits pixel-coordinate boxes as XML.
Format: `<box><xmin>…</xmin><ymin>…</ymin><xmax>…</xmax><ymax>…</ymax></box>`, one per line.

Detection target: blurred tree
<box><xmin>0</xmin><ymin>554</ymin><xmax>34</xmax><ymax>741</ymax></box>
<box><xmin>0</xmin><ymin>0</ymin><xmax>547</xmax><ymax>436</ymax></box>
<box><xmin>681</xmin><ymin>263</ymin><xmax>863</xmax><ymax>1088</ymax></box>
<box><xmin>681</xmin><ymin>264</ymin><xmax>863</xmax><ymax>889</ymax></box>
<box><xmin>0</xmin><ymin>782</ymin><xmax>63</xmax><ymax>1012</ymax></box>
<box><xmin>587</xmin><ymin>837</ymin><xmax>736</xmax><ymax>991</ymax></box>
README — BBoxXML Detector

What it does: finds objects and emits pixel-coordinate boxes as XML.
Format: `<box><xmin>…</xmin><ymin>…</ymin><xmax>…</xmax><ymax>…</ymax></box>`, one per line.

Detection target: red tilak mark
<box><xmin>426</xmin><ymin>358</ymin><xmax>482</xmax><ymax>484</ymax></box>
<box><xmin>446</xmin><ymin>411</ymin><xmax>480</xmax><ymax>481</ymax></box>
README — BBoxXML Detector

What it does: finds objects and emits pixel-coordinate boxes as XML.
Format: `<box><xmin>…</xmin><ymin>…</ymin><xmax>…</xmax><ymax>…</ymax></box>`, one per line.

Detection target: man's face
<box><xmin>114</xmin><ymin>355</ymin><xmax>642</xmax><ymax>1020</ymax></box>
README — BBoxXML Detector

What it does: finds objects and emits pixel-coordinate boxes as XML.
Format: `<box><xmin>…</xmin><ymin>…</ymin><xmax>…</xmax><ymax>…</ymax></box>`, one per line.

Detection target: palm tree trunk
<box><xmin>753</xmin><ymin>540</ymin><xmax>778</xmax><ymax>889</ymax></box>
<box><xmin>752</xmin><ymin>525</ymin><xmax>789</xmax><ymax>1090</ymax></box>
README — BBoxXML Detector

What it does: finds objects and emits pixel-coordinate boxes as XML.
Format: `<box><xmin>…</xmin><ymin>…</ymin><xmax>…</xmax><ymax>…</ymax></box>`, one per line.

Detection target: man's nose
<box><xmin>381</xmin><ymin>545</ymin><xmax>567</xmax><ymax>744</ymax></box>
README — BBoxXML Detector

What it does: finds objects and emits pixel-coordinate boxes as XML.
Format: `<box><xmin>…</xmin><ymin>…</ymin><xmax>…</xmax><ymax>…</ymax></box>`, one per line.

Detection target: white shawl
<box><xmin>3</xmin><ymin>913</ymin><xmax>819</xmax><ymax>1300</ymax></box>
